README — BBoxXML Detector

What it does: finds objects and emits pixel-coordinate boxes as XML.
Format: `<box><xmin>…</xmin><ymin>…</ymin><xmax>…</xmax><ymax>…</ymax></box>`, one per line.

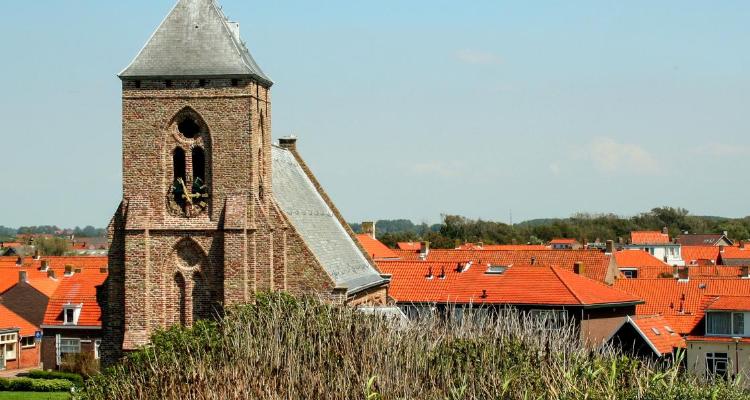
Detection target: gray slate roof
<box><xmin>272</xmin><ymin>146</ymin><xmax>387</xmax><ymax>294</ymax></box>
<box><xmin>120</xmin><ymin>0</ymin><xmax>271</xmax><ymax>85</ymax></box>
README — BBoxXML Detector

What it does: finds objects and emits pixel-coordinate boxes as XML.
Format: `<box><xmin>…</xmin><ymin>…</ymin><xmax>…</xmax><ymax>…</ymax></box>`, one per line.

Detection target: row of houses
<box><xmin>0</xmin><ymin>256</ymin><xmax>107</xmax><ymax>371</ymax></box>
<box><xmin>357</xmin><ymin>225</ymin><xmax>750</xmax><ymax>380</ymax></box>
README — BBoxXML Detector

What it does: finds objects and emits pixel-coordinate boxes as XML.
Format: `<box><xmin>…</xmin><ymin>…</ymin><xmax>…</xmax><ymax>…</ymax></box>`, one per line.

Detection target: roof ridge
<box><xmin>550</xmin><ymin>266</ymin><xmax>586</xmax><ymax>305</ymax></box>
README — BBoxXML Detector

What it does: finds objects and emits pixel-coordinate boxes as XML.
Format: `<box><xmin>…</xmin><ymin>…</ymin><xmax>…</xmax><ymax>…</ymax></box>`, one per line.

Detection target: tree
<box><xmin>35</xmin><ymin>237</ymin><xmax>71</xmax><ymax>256</ymax></box>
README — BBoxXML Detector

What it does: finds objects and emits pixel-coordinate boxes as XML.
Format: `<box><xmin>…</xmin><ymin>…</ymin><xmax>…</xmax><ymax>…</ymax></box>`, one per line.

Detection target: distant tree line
<box><xmin>351</xmin><ymin>207</ymin><xmax>750</xmax><ymax>249</ymax></box>
<box><xmin>1</xmin><ymin>225</ymin><xmax>106</xmax><ymax>239</ymax></box>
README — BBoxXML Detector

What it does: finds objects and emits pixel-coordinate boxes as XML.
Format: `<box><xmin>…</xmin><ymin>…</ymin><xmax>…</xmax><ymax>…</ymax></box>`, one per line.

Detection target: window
<box><xmin>63</xmin><ymin>305</ymin><xmax>81</xmax><ymax>325</ymax></box>
<box><xmin>192</xmin><ymin>147</ymin><xmax>205</xmax><ymax>183</ymax></box>
<box><xmin>94</xmin><ymin>339</ymin><xmax>101</xmax><ymax>360</ymax></box>
<box><xmin>59</xmin><ymin>338</ymin><xmax>80</xmax><ymax>354</ymax></box>
<box><xmin>21</xmin><ymin>336</ymin><xmax>35</xmax><ymax>348</ymax></box>
<box><xmin>178</xmin><ymin>119</ymin><xmax>200</xmax><ymax>138</ymax></box>
<box><xmin>620</xmin><ymin>268</ymin><xmax>638</xmax><ymax>279</ymax></box>
<box><xmin>706</xmin><ymin>352</ymin><xmax>729</xmax><ymax>378</ymax></box>
<box><xmin>706</xmin><ymin>312</ymin><xmax>745</xmax><ymax>336</ymax></box>
<box><xmin>529</xmin><ymin>310</ymin><xmax>568</xmax><ymax>330</ymax></box>
<box><xmin>173</xmin><ymin>147</ymin><xmax>186</xmax><ymax>182</ymax></box>
<box><xmin>1</xmin><ymin>333</ymin><xmax>18</xmax><ymax>360</ymax></box>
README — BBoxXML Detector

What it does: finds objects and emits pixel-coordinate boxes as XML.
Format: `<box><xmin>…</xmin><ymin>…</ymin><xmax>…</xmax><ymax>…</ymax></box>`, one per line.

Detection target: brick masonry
<box><xmin>101</xmin><ymin>78</ymin><xmax>387</xmax><ymax>366</ymax></box>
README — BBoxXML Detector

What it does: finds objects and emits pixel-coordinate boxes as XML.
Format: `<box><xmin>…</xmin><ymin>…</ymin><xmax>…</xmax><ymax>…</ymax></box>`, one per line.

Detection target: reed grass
<box><xmin>80</xmin><ymin>293</ymin><xmax>749</xmax><ymax>400</ymax></box>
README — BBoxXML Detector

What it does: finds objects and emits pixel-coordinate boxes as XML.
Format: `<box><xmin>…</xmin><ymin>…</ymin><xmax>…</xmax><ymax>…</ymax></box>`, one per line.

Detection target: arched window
<box><xmin>174</xmin><ymin>273</ymin><xmax>187</xmax><ymax>326</ymax></box>
<box><xmin>178</xmin><ymin>119</ymin><xmax>200</xmax><ymax>139</ymax></box>
<box><xmin>173</xmin><ymin>147</ymin><xmax>186</xmax><ymax>182</ymax></box>
<box><xmin>192</xmin><ymin>147</ymin><xmax>205</xmax><ymax>183</ymax></box>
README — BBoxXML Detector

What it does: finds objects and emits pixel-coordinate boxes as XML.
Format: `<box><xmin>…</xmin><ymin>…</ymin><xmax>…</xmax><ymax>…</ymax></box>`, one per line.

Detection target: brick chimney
<box><xmin>19</xmin><ymin>270</ymin><xmax>27</xmax><ymax>283</ymax></box>
<box><xmin>677</xmin><ymin>266</ymin><xmax>689</xmax><ymax>281</ymax></box>
<box><xmin>40</xmin><ymin>260</ymin><xmax>49</xmax><ymax>272</ymax></box>
<box><xmin>33</xmin><ymin>249</ymin><xmax>41</xmax><ymax>260</ymax></box>
<box><xmin>15</xmin><ymin>257</ymin><xmax>22</xmax><ymax>266</ymax></box>
<box><xmin>740</xmin><ymin>241</ymin><xmax>746</xmax><ymax>250</ymax></box>
<box><xmin>361</xmin><ymin>221</ymin><xmax>376</xmax><ymax>239</ymax></box>
<box><xmin>605</xmin><ymin>240</ymin><xmax>615</xmax><ymax>255</ymax></box>
<box><xmin>574</xmin><ymin>262</ymin><xmax>584</xmax><ymax>275</ymax></box>
<box><xmin>741</xmin><ymin>266</ymin><xmax>750</xmax><ymax>279</ymax></box>
<box><xmin>278</xmin><ymin>135</ymin><xmax>298</xmax><ymax>151</ymax></box>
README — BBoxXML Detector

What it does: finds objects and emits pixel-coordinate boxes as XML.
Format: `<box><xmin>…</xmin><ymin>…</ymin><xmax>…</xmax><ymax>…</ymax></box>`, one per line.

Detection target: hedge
<box><xmin>26</xmin><ymin>369</ymin><xmax>84</xmax><ymax>387</ymax></box>
<box><xmin>0</xmin><ymin>377</ymin><xmax>73</xmax><ymax>392</ymax></box>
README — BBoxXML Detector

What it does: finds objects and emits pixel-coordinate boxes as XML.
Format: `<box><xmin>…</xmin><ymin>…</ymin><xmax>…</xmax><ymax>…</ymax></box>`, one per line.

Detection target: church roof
<box><xmin>271</xmin><ymin>146</ymin><xmax>387</xmax><ymax>295</ymax></box>
<box><xmin>119</xmin><ymin>0</ymin><xmax>271</xmax><ymax>86</ymax></box>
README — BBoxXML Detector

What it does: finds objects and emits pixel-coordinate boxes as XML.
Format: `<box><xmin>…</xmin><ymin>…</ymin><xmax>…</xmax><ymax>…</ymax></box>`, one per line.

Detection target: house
<box><xmin>677</xmin><ymin>234</ymin><xmax>733</xmax><ymax>247</ymax></box>
<box><xmin>682</xmin><ymin>246</ymin><xmax>721</xmax><ymax>266</ymax></box>
<box><xmin>549</xmin><ymin>238</ymin><xmax>582</xmax><ymax>250</ymax></box>
<box><xmin>41</xmin><ymin>268</ymin><xmax>107</xmax><ymax>370</ymax></box>
<box><xmin>608</xmin><ymin>314</ymin><xmax>685</xmax><ymax>359</ymax></box>
<box><xmin>397</xmin><ymin>242</ymin><xmax>423</xmax><ymax>251</ymax></box>
<box><xmin>686</xmin><ymin>296</ymin><xmax>750</xmax><ymax>380</ymax></box>
<box><xmin>0</xmin><ymin>304</ymin><xmax>40</xmax><ymax>371</ymax></box>
<box><xmin>391</xmin><ymin>242</ymin><xmax>621</xmax><ymax>284</ymax></box>
<box><xmin>378</xmin><ymin>260</ymin><xmax>642</xmax><ymax>346</ymax></box>
<box><xmin>719</xmin><ymin>243</ymin><xmax>750</xmax><ymax>266</ymax></box>
<box><xmin>614</xmin><ymin>250</ymin><xmax>668</xmax><ymax>279</ymax></box>
<box><xmin>356</xmin><ymin>235</ymin><xmax>400</xmax><ymax>261</ymax></box>
<box><xmin>626</xmin><ymin>229</ymin><xmax>684</xmax><ymax>266</ymax></box>
<box><xmin>456</xmin><ymin>243</ymin><xmax>548</xmax><ymax>250</ymax></box>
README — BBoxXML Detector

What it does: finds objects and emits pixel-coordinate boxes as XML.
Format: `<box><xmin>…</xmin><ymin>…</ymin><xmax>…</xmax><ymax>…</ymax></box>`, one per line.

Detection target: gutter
<box><xmin>40</xmin><ymin>325</ymin><xmax>102</xmax><ymax>330</ymax></box>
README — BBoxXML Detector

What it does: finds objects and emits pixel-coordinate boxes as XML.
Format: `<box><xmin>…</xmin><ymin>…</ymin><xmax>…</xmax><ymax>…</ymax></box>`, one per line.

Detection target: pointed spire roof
<box><xmin>120</xmin><ymin>0</ymin><xmax>272</xmax><ymax>86</ymax></box>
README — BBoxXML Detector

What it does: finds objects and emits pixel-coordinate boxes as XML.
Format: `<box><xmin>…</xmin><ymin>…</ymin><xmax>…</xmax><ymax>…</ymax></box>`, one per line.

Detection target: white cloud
<box><xmin>587</xmin><ymin>137</ymin><xmax>662</xmax><ymax>175</ymax></box>
<box><xmin>410</xmin><ymin>161</ymin><xmax>464</xmax><ymax>178</ymax></box>
<box><xmin>455</xmin><ymin>49</ymin><xmax>503</xmax><ymax>65</ymax></box>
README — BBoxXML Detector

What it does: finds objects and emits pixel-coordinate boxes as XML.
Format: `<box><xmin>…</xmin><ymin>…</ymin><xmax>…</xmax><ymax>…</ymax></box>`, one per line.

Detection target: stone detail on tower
<box><xmin>101</xmin><ymin>0</ymin><xmax>388</xmax><ymax>366</ymax></box>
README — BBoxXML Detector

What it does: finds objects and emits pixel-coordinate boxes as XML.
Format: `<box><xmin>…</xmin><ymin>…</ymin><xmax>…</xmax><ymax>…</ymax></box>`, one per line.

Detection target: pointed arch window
<box><xmin>173</xmin><ymin>147</ymin><xmax>186</xmax><ymax>182</ymax></box>
<box><xmin>174</xmin><ymin>273</ymin><xmax>187</xmax><ymax>326</ymax></box>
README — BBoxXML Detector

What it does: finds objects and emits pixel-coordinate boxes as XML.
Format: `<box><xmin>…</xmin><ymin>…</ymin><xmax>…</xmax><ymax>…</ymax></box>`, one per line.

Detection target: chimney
<box><xmin>605</xmin><ymin>240</ymin><xmax>615</xmax><ymax>255</ymax></box>
<box><xmin>425</xmin><ymin>266</ymin><xmax>433</xmax><ymax>279</ymax></box>
<box><xmin>672</xmin><ymin>265</ymin><xmax>680</xmax><ymax>279</ymax></box>
<box><xmin>278</xmin><ymin>135</ymin><xmax>298</xmax><ymax>151</ymax></box>
<box><xmin>40</xmin><ymin>260</ymin><xmax>49</xmax><ymax>272</ymax></box>
<box><xmin>33</xmin><ymin>249</ymin><xmax>41</xmax><ymax>260</ymax></box>
<box><xmin>477</xmin><ymin>241</ymin><xmax>484</xmax><ymax>249</ymax></box>
<box><xmin>19</xmin><ymin>270</ymin><xmax>27</xmax><ymax>283</ymax></box>
<box><xmin>741</xmin><ymin>241</ymin><xmax>746</xmax><ymax>250</ymax></box>
<box><xmin>361</xmin><ymin>221</ymin><xmax>376</xmax><ymax>239</ymax></box>
<box><xmin>741</xmin><ymin>266</ymin><xmax>750</xmax><ymax>279</ymax></box>
<box><xmin>720</xmin><ymin>245</ymin><xmax>725</xmax><ymax>254</ymax></box>
<box><xmin>574</xmin><ymin>262</ymin><xmax>584</xmax><ymax>275</ymax></box>
<box><xmin>15</xmin><ymin>257</ymin><xmax>22</xmax><ymax>266</ymax></box>
<box><xmin>677</xmin><ymin>266</ymin><xmax>689</xmax><ymax>281</ymax></box>
<box><xmin>64</xmin><ymin>265</ymin><xmax>74</xmax><ymax>277</ymax></box>
<box><xmin>48</xmin><ymin>269</ymin><xmax>56</xmax><ymax>279</ymax></box>
<box><xmin>617</xmin><ymin>237</ymin><xmax>624</xmax><ymax>245</ymax></box>
<box><xmin>662</xmin><ymin>226</ymin><xmax>669</xmax><ymax>235</ymax></box>
<box><xmin>530</xmin><ymin>257</ymin><xmax>536</xmax><ymax>265</ymax></box>
<box><xmin>419</xmin><ymin>241</ymin><xmax>430</xmax><ymax>259</ymax></box>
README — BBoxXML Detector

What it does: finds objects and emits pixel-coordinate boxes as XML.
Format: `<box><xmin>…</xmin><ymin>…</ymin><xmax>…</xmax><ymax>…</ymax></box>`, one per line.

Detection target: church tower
<box><xmin>102</xmin><ymin>0</ymin><xmax>388</xmax><ymax>366</ymax></box>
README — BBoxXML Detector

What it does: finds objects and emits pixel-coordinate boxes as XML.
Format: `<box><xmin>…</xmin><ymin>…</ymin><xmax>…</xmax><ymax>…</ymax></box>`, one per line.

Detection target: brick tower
<box><xmin>102</xmin><ymin>0</ymin><xmax>388</xmax><ymax>365</ymax></box>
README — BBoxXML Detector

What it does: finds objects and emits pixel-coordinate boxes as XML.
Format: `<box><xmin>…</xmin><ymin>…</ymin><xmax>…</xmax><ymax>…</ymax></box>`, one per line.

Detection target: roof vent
<box><xmin>48</xmin><ymin>269</ymin><xmax>56</xmax><ymax>279</ymax></box>
<box><xmin>651</xmin><ymin>327</ymin><xmax>661</xmax><ymax>336</ymax></box>
<box><xmin>425</xmin><ymin>267</ymin><xmax>434</xmax><ymax>280</ymax></box>
<box><xmin>64</xmin><ymin>265</ymin><xmax>74</xmax><ymax>277</ymax></box>
<box><xmin>480</xmin><ymin>289</ymin><xmax>488</xmax><ymax>299</ymax></box>
<box><xmin>15</xmin><ymin>257</ymin><xmax>22</xmax><ymax>266</ymax></box>
<box><xmin>40</xmin><ymin>260</ymin><xmax>49</xmax><ymax>272</ymax></box>
<box><xmin>19</xmin><ymin>270</ymin><xmax>28</xmax><ymax>284</ymax></box>
<box><xmin>664</xmin><ymin>325</ymin><xmax>675</xmax><ymax>334</ymax></box>
<box><xmin>438</xmin><ymin>267</ymin><xmax>446</xmax><ymax>280</ymax></box>
<box><xmin>530</xmin><ymin>257</ymin><xmax>536</xmax><ymax>265</ymax></box>
<box><xmin>698</xmin><ymin>283</ymin><xmax>707</xmax><ymax>289</ymax></box>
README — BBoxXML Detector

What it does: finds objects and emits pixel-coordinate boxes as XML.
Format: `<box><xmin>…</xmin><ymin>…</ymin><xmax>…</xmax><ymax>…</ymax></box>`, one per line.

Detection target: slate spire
<box><xmin>119</xmin><ymin>0</ymin><xmax>271</xmax><ymax>86</ymax></box>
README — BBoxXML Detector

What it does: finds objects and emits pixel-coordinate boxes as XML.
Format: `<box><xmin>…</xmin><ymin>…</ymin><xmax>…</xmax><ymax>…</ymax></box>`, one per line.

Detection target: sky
<box><xmin>1</xmin><ymin>1</ymin><xmax>748</xmax><ymax>228</ymax></box>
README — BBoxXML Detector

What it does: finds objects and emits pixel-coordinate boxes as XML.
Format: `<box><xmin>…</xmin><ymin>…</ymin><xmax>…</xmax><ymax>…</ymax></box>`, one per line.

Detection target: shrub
<box><xmin>80</xmin><ymin>293</ymin><xmax>750</xmax><ymax>400</ymax></box>
<box><xmin>0</xmin><ymin>377</ymin><xmax>73</xmax><ymax>392</ymax></box>
<box><xmin>60</xmin><ymin>351</ymin><xmax>99</xmax><ymax>378</ymax></box>
<box><xmin>27</xmin><ymin>369</ymin><xmax>85</xmax><ymax>387</ymax></box>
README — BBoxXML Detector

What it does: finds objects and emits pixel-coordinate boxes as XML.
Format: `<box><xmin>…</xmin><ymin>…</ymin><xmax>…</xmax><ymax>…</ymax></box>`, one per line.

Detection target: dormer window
<box><xmin>706</xmin><ymin>311</ymin><xmax>745</xmax><ymax>336</ymax></box>
<box><xmin>63</xmin><ymin>304</ymin><xmax>82</xmax><ymax>325</ymax></box>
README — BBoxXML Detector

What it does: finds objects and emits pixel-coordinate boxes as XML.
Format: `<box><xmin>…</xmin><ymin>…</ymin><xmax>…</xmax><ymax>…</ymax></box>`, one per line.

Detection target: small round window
<box><xmin>178</xmin><ymin>119</ymin><xmax>201</xmax><ymax>139</ymax></box>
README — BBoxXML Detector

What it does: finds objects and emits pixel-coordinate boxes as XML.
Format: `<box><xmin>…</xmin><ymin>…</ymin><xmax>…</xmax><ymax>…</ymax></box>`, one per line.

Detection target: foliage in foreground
<box><xmin>81</xmin><ymin>294</ymin><xmax>749</xmax><ymax>400</ymax></box>
<box><xmin>0</xmin><ymin>378</ymin><xmax>72</xmax><ymax>393</ymax></box>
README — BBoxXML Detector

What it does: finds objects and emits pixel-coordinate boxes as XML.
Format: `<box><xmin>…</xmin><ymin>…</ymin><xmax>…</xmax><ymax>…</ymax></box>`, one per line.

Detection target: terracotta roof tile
<box><xmin>705</xmin><ymin>296</ymin><xmax>750</xmax><ymax>312</ymax></box>
<box><xmin>0</xmin><ymin>304</ymin><xmax>37</xmax><ymax>336</ymax></box>
<box><xmin>42</xmin><ymin>268</ymin><xmax>107</xmax><ymax>327</ymax></box>
<box><xmin>355</xmin><ymin>235</ymin><xmax>400</xmax><ymax>260</ymax></box>
<box><xmin>378</xmin><ymin>261</ymin><xmax>640</xmax><ymax>307</ymax></box>
<box><xmin>720</xmin><ymin>246</ymin><xmax>750</xmax><ymax>260</ymax></box>
<box><xmin>628</xmin><ymin>315</ymin><xmax>686</xmax><ymax>355</ymax></box>
<box><xmin>682</xmin><ymin>246</ymin><xmax>721</xmax><ymax>265</ymax></box>
<box><xmin>615</xmin><ymin>250</ymin><xmax>668</xmax><ymax>268</ymax></box>
<box><xmin>631</xmin><ymin>231</ymin><xmax>670</xmax><ymax>244</ymax></box>
<box><xmin>396</xmin><ymin>242</ymin><xmax>422</xmax><ymax>251</ymax></box>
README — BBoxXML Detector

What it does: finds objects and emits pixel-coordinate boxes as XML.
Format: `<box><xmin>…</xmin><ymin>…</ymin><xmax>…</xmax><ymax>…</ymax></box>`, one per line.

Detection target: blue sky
<box><xmin>1</xmin><ymin>1</ymin><xmax>748</xmax><ymax>227</ymax></box>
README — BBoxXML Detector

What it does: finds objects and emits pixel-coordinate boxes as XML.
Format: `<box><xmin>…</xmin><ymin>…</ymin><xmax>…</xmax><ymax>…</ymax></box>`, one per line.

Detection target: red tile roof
<box><xmin>615</xmin><ymin>250</ymin><xmax>668</xmax><ymax>268</ymax></box>
<box><xmin>456</xmin><ymin>243</ymin><xmax>548</xmax><ymax>250</ymax></box>
<box><xmin>686</xmin><ymin>335</ymin><xmax>750</xmax><ymax>344</ymax></box>
<box><xmin>355</xmin><ymin>235</ymin><xmax>399</xmax><ymax>260</ymax></box>
<box><xmin>42</xmin><ymin>268</ymin><xmax>107</xmax><ymax>327</ymax></box>
<box><xmin>705</xmin><ymin>296</ymin><xmax>750</xmax><ymax>312</ymax></box>
<box><xmin>720</xmin><ymin>246</ymin><xmax>750</xmax><ymax>260</ymax></box>
<box><xmin>0</xmin><ymin>256</ymin><xmax>107</xmax><ymax>295</ymax></box>
<box><xmin>550</xmin><ymin>239</ymin><xmax>579</xmax><ymax>245</ymax></box>
<box><xmin>682</xmin><ymin>246</ymin><xmax>720</xmax><ymax>265</ymax></box>
<box><xmin>631</xmin><ymin>231</ymin><xmax>670</xmax><ymax>244</ymax></box>
<box><xmin>378</xmin><ymin>261</ymin><xmax>640</xmax><ymax>307</ymax></box>
<box><xmin>630</xmin><ymin>265</ymin><xmax>745</xmax><ymax>279</ymax></box>
<box><xmin>396</xmin><ymin>242</ymin><xmax>422</xmax><ymax>251</ymax></box>
<box><xmin>614</xmin><ymin>278</ymin><xmax>750</xmax><ymax>334</ymax></box>
<box><xmin>0</xmin><ymin>242</ymin><xmax>22</xmax><ymax>249</ymax></box>
<box><xmin>627</xmin><ymin>315</ymin><xmax>685</xmax><ymax>355</ymax></box>
<box><xmin>391</xmin><ymin>249</ymin><xmax>615</xmax><ymax>283</ymax></box>
<box><xmin>0</xmin><ymin>304</ymin><xmax>37</xmax><ymax>336</ymax></box>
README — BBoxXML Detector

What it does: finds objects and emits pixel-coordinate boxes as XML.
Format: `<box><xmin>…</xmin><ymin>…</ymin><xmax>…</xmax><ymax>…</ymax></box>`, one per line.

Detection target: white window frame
<box><xmin>619</xmin><ymin>268</ymin><xmax>638</xmax><ymax>279</ymax></box>
<box><xmin>63</xmin><ymin>304</ymin><xmax>82</xmax><ymax>326</ymax></box>
<box><xmin>20</xmin><ymin>336</ymin><xmax>35</xmax><ymax>349</ymax></box>
<box><xmin>706</xmin><ymin>311</ymin><xmax>746</xmax><ymax>336</ymax></box>
<box><xmin>0</xmin><ymin>333</ymin><xmax>18</xmax><ymax>361</ymax></box>
<box><xmin>59</xmin><ymin>338</ymin><xmax>81</xmax><ymax>355</ymax></box>
<box><xmin>706</xmin><ymin>352</ymin><xmax>729</xmax><ymax>378</ymax></box>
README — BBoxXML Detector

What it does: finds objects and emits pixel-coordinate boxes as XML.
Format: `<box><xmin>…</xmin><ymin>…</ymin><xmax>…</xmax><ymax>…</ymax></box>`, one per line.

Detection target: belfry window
<box><xmin>178</xmin><ymin>119</ymin><xmax>201</xmax><ymax>139</ymax></box>
<box><xmin>192</xmin><ymin>147</ymin><xmax>205</xmax><ymax>182</ymax></box>
<box><xmin>173</xmin><ymin>147</ymin><xmax>186</xmax><ymax>182</ymax></box>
